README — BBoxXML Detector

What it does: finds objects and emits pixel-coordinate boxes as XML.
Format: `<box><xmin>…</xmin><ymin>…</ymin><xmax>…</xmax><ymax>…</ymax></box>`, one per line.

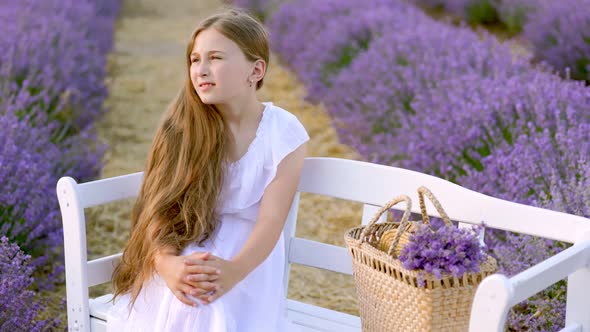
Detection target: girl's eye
<box><xmin>191</xmin><ymin>58</ymin><xmax>199</xmax><ymax>63</ymax></box>
<box><xmin>211</xmin><ymin>56</ymin><xmax>221</xmax><ymax>60</ymax></box>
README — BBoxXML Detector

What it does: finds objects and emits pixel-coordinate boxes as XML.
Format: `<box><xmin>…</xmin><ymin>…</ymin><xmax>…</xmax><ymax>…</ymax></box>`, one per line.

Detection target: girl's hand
<box><xmin>183</xmin><ymin>257</ymin><xmax>246</xmax><ymax>304</ymax></box>
<box><xmin>154</xmin><ymin>251</ymin><xmax>221</xmax><ymax>306</ymax></box>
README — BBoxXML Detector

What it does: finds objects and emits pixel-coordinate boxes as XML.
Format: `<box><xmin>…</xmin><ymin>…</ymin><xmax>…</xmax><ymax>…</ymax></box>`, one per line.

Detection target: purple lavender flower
<box><xmin>0</xmin><ymin>236</ymin><xmax>60</xmax><ymax>331</ymax></box>
<box><xmin>399</xmin><ymin>223</ymin><xmax>487</xmax><ymax>283</ymax></box>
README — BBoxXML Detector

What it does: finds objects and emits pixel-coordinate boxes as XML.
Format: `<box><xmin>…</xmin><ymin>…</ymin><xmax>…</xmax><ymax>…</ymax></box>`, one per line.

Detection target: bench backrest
<box><xmin>57</xmin><ymin>157</ymin><xmax>590</xmax><ymax>331</ymax></box>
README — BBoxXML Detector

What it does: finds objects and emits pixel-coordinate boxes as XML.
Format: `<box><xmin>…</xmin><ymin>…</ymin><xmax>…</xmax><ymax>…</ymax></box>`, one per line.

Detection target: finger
<box><xmin>185</xmin><ymin>276</ymin><xmax>219</xmax><ymax>291</ymax></box>
<box><xmin>186</xmin><ymin>273</ymin><xmax>220</xmax><ymax>283</ymax></box>
<box><xmin>188</xmin><ymin>251</ymin><xmax>211</xmax><ymax>260</ymax></box>
<box><xmin>184</xmin><ymin>257</ymin><xmax>208</xmax><ymax>265</ymax></box>
<box><xmin>205</xmin><ymin>287</ymin><xmax>224</xmax><ymax>303</ymax></box>
<box><xmin>185</xmin><ymin>264</ymin><xmax>220</xmax><ymax>275</ymax></box>
<box><xmin>188</xmin><ymin>251</ymin><xmax>222</xmax><ymax>262</ymax></box>
<box><xmin>174</xmin><ymin>290</ymin><xmax>198</xmax><ymax>307</ymax></box>
<box><xmin>197</xmin><ymin>289</ymin><xmax>217</xmax><ymax>304</ymax></box>
<box><xmin>182</xmin><ymin>281</ymin><xmax>209</xmax><ymax>297</ymax></box>
<box><xmin>198</xmin><ymin>294</ymin><xmax>211</xmax><ymax>304</ymax></box>
<box><xmin>184</xmin><ymin>257</ymin><xmax>220</xmax><ymax>266</ymax></box>
<box><xmin>179</xmin><ymin>285</ymin><xmax>208</xmax><ymax>306</ymax></box>
<box><xmin>188</xmin><ymin>252</ymin><xmax>222</xmax><ymax>261</ymax></box>
<box><xmin>186</xmin><ymin>286</ymin><xmax>209</xmax><ymax>297</ymax></box>
<box><xmin>179</xmin><ymin>284</ymin><xmax>199</xmax><ymax>298</ymax></box>
<box><xmin>186</xmin><ymin>280</ymin><xmax>218</xmax><ymax>290</ymax></box>
<box><xmin>192</xmin><ymin>281</ymin><xmax>218</xmax><ymax>292</ymax></box>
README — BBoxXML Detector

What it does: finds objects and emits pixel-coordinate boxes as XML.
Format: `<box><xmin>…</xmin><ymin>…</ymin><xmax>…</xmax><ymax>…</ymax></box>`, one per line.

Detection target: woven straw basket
<box><xmin>344</xmin><ymin>187</ymin><xmax>497</xmax><ymax>332</ymax></box>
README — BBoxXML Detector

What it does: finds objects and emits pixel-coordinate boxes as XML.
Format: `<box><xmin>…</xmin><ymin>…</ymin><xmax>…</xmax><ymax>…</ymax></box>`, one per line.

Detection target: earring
<box><xmin>249</xmin><ymin>79</ymin><xmax>253</xmax><ymax>87</ymax></box>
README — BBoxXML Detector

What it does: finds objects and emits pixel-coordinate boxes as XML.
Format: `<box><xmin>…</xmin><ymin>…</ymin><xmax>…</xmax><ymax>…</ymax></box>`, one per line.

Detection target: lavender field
<box><xmin>2</xmin><ymin>0</ymin><xmax>588</xmax><ymax>329</ymax></box>
<box><xmin>236</xmin><ymin>0</ymin><xmax>590</xmax><ymax>330</ymax></box>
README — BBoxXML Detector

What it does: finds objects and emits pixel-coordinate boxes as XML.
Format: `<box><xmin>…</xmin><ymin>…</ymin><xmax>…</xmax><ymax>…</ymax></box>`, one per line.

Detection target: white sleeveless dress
<box><xmin>106</xmin><ymin>102</ymin><xmax>310</xmax><ymax>332</ymax></box>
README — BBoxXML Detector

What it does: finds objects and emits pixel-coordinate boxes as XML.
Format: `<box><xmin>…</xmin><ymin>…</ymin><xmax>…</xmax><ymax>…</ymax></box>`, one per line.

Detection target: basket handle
<box><xmin>359</xmin><ymin>195</ymin><xmax>412</xmax><ymax>244</ymax></box>
<box><xmin>418</xmin><ymin>186</ymin><xmax>453</xmax><ymax>226</ymax></box>
<box><xmin>387</xmin><ymin>186</ymin><xmax>453</xmax><ymax>257</ymax></box>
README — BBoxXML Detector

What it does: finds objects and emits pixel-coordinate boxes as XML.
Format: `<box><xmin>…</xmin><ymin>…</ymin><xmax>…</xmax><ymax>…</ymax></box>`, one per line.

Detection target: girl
<box><xmin>106</xmin><ymin>8</ymin><xmax>309</xmax><ymax>332</ymax></box>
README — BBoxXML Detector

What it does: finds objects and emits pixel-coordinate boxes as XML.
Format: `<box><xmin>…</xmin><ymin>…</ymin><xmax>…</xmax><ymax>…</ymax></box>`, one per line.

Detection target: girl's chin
<box><xmin>197</xmin><ymin>95</ymin><xmax>218</xmax><ymax>104</ymax></box>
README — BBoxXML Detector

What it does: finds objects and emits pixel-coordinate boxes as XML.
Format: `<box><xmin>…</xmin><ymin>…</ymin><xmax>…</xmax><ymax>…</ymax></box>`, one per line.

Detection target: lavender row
<box><xmin>412</xmin><ymin>0</ymin><xmax>590</xmax><ymax>81</ymax></box>
<box><xmin>268</xmin><ymin>0</ymin><xmax>430</xmax><ymax>104</ymax></box>
<box><xmin>1</xmin><ymin>0</ymin><xmax>119</xmax><ymax>328</ymax></box>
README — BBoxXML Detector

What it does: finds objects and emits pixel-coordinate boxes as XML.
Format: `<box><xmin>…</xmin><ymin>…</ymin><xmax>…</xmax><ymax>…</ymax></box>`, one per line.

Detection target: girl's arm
<box><xmin>232</xmin><ymin>142</ymin><xmax>307</xmax><ymax>276</ymax></box>
<box><xmin>191</xmin><ymin>142</ymin><xmax>307</xmax><ymax>303</ymax></box>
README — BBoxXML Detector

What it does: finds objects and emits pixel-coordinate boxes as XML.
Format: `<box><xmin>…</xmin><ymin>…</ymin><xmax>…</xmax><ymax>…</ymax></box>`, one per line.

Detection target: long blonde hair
<box><xmin>112</xmin><ymin>7</ymin><xmax>270</xmax><ymax>307</ymax></box>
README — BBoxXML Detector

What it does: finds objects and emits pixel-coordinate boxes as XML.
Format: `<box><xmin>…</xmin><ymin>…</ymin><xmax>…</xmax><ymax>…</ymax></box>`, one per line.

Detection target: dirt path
<box><xmin>56</xmin><ymin>0</ymin><xmax>365</xmax><ymax>323</ymax></box>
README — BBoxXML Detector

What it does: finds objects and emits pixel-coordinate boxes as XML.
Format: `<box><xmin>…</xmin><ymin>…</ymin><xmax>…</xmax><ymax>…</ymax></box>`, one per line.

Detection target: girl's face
<box><xmin>190</xmin><ymin>28</ymin><xmax>255</xmax><ymax>105</ymax></box>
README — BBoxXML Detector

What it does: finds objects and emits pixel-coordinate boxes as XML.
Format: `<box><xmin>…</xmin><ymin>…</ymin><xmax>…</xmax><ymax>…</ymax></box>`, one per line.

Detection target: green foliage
<box><xmin>466</xmin><ymin>0</ymin><xmax>500</xmax><ymax>25</ymax></box>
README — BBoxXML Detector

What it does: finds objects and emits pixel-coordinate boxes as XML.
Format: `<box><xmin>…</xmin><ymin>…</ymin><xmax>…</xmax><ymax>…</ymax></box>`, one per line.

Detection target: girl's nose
<box><xmin>196</xmin><ymin>62</ymin><xmax>210</xmax><ymax>76</ymax></box>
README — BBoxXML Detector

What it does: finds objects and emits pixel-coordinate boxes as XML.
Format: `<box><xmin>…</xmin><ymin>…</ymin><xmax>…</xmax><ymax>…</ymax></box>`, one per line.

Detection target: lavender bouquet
<box><xmin>399</xmin><ymin>223</ymin><xmax>488</xmax><ymax>287</ymax></box>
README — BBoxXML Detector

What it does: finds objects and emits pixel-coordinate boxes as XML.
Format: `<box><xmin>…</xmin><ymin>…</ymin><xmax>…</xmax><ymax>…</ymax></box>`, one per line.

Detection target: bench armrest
<box><xmin>469</xmin><ymin>239</ymin><xmax>590</xmax><ymax>332</ymax></box>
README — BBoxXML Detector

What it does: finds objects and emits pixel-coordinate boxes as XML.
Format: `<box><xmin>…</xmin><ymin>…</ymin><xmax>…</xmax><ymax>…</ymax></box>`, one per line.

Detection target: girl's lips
<box><xmin>199</xmin><ymin>83</ymin><xmax>215</xmax><ymax>92</ymax></box>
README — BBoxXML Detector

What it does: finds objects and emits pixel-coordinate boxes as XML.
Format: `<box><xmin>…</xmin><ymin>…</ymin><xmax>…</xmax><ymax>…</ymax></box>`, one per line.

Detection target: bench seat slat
<box><xmin>89</xmin><ymin>318</ymin><xmax>107</xmax><ymax>332</ymax></box>
<box><xmin>286</xmin><ymin>299</ymin><xmax>361</xmax><ymax>331</ymax></box>
<box><xmin>89</xmin><ymin>294</ymin><xmax>113</xmax><ymax>321</ymax></box>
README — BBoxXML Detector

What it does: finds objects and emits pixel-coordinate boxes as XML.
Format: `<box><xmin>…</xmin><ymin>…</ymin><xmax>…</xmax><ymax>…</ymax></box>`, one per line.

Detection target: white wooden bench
<box><xmin>57</xmin><ymin>157</ymin><xmax>590</xmax><ymax>332</ymax></box>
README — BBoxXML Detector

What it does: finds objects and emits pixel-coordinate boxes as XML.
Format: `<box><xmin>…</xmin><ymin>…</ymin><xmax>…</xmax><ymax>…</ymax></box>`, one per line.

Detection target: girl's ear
<box><xmin>251</xmin><ymin>59</ymin><xmax>266</xmax><ymax>82</ymax></box>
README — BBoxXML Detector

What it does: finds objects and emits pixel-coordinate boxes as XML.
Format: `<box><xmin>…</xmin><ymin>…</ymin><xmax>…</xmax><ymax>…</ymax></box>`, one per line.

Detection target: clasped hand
<box><xmin>157</xmin><ymin>251</ymin><xmax>245</xmax><ymax>307</ymax></box>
